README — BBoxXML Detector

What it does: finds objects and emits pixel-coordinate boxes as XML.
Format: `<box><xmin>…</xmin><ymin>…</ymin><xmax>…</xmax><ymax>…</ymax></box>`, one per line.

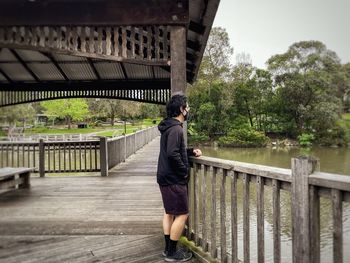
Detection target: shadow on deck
<box><xmin>0</xmin><ymin>137</ymin><xmax>198</xmax><ymax>263</ymax></box>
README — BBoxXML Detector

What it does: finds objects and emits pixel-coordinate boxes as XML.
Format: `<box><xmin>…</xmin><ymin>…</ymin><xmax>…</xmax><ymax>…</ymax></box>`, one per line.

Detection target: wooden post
<box><xmin>100</xmin><ymin>137</ymin><xmax>108</xmax><ymax>177</ymax></box>
<box><xmin>291</xmin><ymin>156</ymin><xmax>318</xmax><ymax>263</ymax></box>
<box><xmin>170</xmin><ymin>26</ymin><xmax>188</xmax><ymax>145</ymax></box>
<box><xmin>39</xmin><ymin>139</ymin><xmax>45</xmax><ymax>177</ymax></box>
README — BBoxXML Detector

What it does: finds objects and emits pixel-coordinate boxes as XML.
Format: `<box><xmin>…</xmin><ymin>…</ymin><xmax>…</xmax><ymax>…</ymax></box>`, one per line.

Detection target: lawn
<box><xmin>23</xmin><ymin>118</ymin><xmax>161</xmax><ymax>136</ymax></box>
<box><xmin>25</xmin><ymin>127</ymin><xmax>104</xmax><ymax>135</ymax></box>
<box><xmin>343</xmin><ymin>113</ymin><xmax>350</xmax><ymax>121</ymax></box>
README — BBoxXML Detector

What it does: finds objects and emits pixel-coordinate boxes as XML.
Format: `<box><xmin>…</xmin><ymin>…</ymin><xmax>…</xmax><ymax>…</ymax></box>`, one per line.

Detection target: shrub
<box><xmin>298</xmin><ymin>133</ymin><xmax>315</xmax><ymax>147</ymax></box>
<box><xmin>218</xmin><ymin>128</ymin><xmax>269</xmax><ymax>147</ymax></box>
<box><xmin>316</xmin><ymin>125</ymin><xmax>349</xmax><ymax>146</ymax></box>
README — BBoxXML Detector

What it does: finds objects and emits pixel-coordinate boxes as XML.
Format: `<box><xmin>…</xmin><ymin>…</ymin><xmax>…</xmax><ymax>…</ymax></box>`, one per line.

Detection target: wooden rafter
<box><xmin>39</xmin><ymin>52</ymin><xmax>69</xmax><ymax>81</ymax></box>
<box><xmin>9</xmin><ymin>49</ymin><xmax>40</xmax><ymax>82</ymax></box>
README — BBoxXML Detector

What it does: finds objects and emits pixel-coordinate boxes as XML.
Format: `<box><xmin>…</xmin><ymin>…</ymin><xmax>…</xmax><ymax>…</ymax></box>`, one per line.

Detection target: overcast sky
<box><xmin>213</xmin><ymin>0</ymin><xmax>350</xmax><ymax>68</ymax></box>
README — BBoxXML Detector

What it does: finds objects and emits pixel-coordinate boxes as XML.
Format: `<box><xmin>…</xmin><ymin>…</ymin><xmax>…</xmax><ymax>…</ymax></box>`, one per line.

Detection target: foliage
<box><xmin>0</xmin><ymin>104</ymin><xmax>35</xmax><ymax>125</ymax></box>
<box><xmin>218</xmin><ymin>128</ymin><xmax>269</xmax><ymax>147</ymax></box>
<box><xmin>41</xmin><ymin>99</ymin><xmax>89</xmax><ymax>129</ymax></box>
<box><xmin>316</xmin><ymin>125</ymin><xmax>349</xmax><ymax>146</ymax></box>
<box><xmin>297</xmin><ymin>133</ymin><xmax>315</xmax><ymax>147</ymax></box>
<box><xmin>87</xmin><ymin>99</ymin><xmax>161</xmax><ymax>125</ymax></box>
<box><xmin>267</xmin><ymin>41</ymin><xmax>343</xmax><ymax>136</ymax></box>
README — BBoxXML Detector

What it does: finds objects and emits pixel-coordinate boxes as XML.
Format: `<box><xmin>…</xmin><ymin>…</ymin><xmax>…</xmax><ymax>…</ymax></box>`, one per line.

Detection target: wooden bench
<box><xmin>0</xmin><ymin>167</ymin><xmax>34</xmax><ymax>192</ymax></box>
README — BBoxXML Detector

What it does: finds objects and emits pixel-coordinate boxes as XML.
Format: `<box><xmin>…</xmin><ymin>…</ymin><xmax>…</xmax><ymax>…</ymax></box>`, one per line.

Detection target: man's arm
<box><xmin>166</xmin><ymin>127</ymin><xmax>188</xmax><ymax>176</ymax></box>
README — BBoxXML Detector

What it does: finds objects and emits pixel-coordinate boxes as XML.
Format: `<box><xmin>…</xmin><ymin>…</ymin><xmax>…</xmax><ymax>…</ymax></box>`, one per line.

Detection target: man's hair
<box><xmin>166</xmin><ymin>95</ymin><xmax>187</xmax><ymax>118</ymax></box>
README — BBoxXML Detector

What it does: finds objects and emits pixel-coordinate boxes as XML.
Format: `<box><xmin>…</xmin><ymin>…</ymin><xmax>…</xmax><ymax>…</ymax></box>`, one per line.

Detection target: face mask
<box><xmin>182</xmin><ymin>109</ymin><xmax>189</xmax><ymax>121</ymax></box>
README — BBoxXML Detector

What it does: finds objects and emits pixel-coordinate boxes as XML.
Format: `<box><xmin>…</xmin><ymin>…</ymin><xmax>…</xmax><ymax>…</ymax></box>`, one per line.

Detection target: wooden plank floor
<box><xmin>0</xmin><ymin>137</ymin><xmax>198</xmax><ymax>263</ymax></box>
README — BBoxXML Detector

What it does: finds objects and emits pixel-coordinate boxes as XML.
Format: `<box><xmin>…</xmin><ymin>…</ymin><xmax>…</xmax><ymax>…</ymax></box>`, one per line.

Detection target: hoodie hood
<box><xmin>158</xmin><ymin>118</ymin><xmax>182</xmax><ymax>134</ymax></box>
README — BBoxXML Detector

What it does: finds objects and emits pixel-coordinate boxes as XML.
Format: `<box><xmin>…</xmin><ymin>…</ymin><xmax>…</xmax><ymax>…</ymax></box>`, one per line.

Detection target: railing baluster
<box><xmin>272</xmin><ymin>179</ymin><xmax>281</xmax><ymax>263</ymax></box>
<box><xmin>310</xmin><ymin>185</ymin><xmax>320</xmax><ymax>263</ymax></box>
<box><xmin>63</xmin><ymin>142</ymin><xmax>66</xmax><ymax>172</ymax></box>
<box><xmin>220</xmin><ymin>169</ymin><xmax>227</xmax><ymax>262</ymax></box>
<box><xmin>211</xmin><ymin>166</ymin><xmax>217</xmax><ymax>259</ymax></box>
<box><xmin>243</xmin><ymin>173</ymin><xmax>250</xmax><ymax>263</ymax></box>
<box><xmin>16</xmin><ymin>144</ymin><xmax>20</xmax><ymax>167</ymax></box>
<box><xmin>332</xmin><ymin>189</ymin><xmax>343</xmax><ymax>263</ymax></box>
<box><xmin>231</xmin><ymin>171</ymin><xmax>238</xmax><ymax>263</ymax></box>
<box><xmin>69</xmin><ymin>142</ymin><xmax>72</xmax><ymax>172</ymax></box>
<box><xmin>11</xmin><ymin>144</ymin><xmax>14</xmax><ymax>166</ymax></box>
<box><xmin>74</xmin><ymin>143</ymin><xmax>77</xmax><ymax>171</ymax></box>
<box><xmin>202</xmin><ymin>164</ymin><xmax>208</xmax><ymax>251</ymax></box>
<box><xmin>53</xmin><ymin>143</ymin><xmax>56</xmax><ymax>172</ymax></box>
<box><xmin>90</xmin><ymin>142</ymin><xmax>93</xmax><ymax>171</ymax></box>
<box><xmin>84</xmin><ymin>142</ymin><xmax>87</xmax><ymax>171</ymax></box>
<box><xmin>22</xmin><ymin>144</ymin><xmax>25</xmax><ymax>166</ymax></box>
<box><xmin>79</xmin><ymin>143</ymin><xmax>82</xmax><ymax>171</ymax></box>
<box><xmin>257</xmin><ymin>176</ymin><xmax>264</xmax><ymax>263</ymax></box>
<box><xmin>27</xmin><ymin>144</ymin><xmax>30</xmax><ymax>167</ymax></box>
<box><xmin>58</xmin><ymin>143</ymin><xmax>61</xmax><ymax>173</ymax></box>
<box><xmin>47</xmin><ymin>143</ymin><xmax>51</xmax><ymax>172</ymax></box>
<box><xmin>194</xmin><ymin>163</ymin><xmax>199</xmax><ymax>245</ymax></box>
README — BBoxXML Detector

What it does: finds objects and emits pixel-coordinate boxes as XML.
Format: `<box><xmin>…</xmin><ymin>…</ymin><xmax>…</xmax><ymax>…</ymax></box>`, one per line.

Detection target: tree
<box><xmin>188</xmin><ymin>27</ymin><xmax>234</xmax><ymax>137</ymax></box>
<box><xmin>267</xmin><ymin>41</ymin><xmax>343</xmax><ymax>136</ymax></box>
<box><xmin>0</xmin><ymin>104</ymin><xmax>35</xmax><ymax>127</ymax></box>
<box><xmin>198</xmin><ymin>27</ymin><xmax>233</xmax><ymax>89</ymax></box>
<box><xmin>41</xmin><ymin>99</ymin><xmax>89</xmax><ymax>129</ymax></box>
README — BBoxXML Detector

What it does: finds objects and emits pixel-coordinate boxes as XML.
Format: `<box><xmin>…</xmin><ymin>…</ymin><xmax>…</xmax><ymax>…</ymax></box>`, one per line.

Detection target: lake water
<box><xmin>200</xmin><ymin>145</ymin><xmax>350</xmax><ymax>175</ymax></box>
<box><xmin>194</xmin><ymin>145</ymin><xmax>350</xmax><ymax>262</ymax></box>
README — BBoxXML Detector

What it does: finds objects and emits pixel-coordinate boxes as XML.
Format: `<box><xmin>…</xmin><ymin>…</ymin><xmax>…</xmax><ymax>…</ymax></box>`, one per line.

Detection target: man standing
<box><xmin>157</xmin><ymin>95</ymin><xmax>202</xmax><ymax>262</ymax></box>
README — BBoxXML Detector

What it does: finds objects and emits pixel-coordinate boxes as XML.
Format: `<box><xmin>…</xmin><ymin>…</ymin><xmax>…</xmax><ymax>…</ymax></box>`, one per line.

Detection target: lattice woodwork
<box><xmin>0</xmin><ymin>88</ymin><xmax>170</xmax><ymax>107</ymax></box>
<box><xmin>0</xmin><ymin>26</ymin><xmax>170</xmax><ymax>65</ymax></box>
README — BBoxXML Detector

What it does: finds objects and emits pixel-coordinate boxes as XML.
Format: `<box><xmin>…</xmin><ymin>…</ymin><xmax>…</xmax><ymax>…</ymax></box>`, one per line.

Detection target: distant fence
<box><xmin>0</xmin><ymin>133</ymin><xmax>99</xmax><ymax>142</ymax></box>
<box><xmin>0</xmin><ymin>126</ymin><xmax>159</xmax><ymax>176</ymax></box>
<box><xmin>188</xmin><ymin>156</ymin><xmax>350</xmax><ymax>263</ymax></box>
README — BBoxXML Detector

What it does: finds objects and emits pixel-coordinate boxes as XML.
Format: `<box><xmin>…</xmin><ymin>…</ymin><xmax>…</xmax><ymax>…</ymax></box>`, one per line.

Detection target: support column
<box><xmin>170</xmin><ymin>26</ymin><xmax>188</xmax><ymax>145</ymax></box>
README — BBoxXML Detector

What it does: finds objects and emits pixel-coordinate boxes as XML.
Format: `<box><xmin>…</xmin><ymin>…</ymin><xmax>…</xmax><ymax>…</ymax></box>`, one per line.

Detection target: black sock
<box><xmin>164</xmin><ymin>235</ymin><xmax>170</xmax><ymax>251</ymax></box>
<box><xmin>168</xmin><ymin>239</ymin><xmax>178</xmax><ymax>256</ymax></box>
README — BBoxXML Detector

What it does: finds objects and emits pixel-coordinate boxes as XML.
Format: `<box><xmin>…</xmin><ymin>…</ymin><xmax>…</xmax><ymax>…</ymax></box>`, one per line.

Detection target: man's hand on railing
<box><xmin>193</xmin><ymin>149</ymin><xmax>202</xmax><ymax>157</ymax></box>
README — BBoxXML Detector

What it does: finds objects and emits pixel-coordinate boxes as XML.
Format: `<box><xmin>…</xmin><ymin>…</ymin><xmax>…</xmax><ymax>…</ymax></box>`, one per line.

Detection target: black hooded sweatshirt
<box><xmin>157</xmin><ymin>118</ymin><xmax>194</xmax><ymax>186</ymax></box>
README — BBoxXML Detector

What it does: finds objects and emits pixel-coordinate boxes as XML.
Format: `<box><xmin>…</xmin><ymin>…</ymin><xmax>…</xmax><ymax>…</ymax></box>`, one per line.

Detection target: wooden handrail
<box><xmin>188</xmin><ymin>155</ymin><xmax>350</xmax><ymax>263</ymax></box>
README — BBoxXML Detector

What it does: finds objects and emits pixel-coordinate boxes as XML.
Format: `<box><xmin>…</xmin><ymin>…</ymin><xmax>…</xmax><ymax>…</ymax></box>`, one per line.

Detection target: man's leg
<box><xmin>163</xmin><ymin>213</ymin><xmax>174</xmax><ymax>254</ymax></box>
<box><xmin>163</xmin><ymin>213</ymin><xmax>174</xmax><ymax>235</ymax></box>
<box><xmin>170</xmin><ymin>214</ymin><xmax>188</xmax><ymax>240</ymax></box>
<box><xmin>167</xmin><ymin>214</ymin><xmax>189</xmax><ymax>257</ymax></box>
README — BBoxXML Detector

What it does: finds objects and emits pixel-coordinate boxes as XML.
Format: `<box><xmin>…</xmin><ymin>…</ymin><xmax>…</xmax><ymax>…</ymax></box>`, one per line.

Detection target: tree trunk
<box><xmin>110</xmin><ymin>114</ymin><xmax>115</xmax><ymax>126</ymax></box>
<box><xmin>66</xmin><ymin>117</ymin><xmax>71</xmax><ymax>129</ymax></box>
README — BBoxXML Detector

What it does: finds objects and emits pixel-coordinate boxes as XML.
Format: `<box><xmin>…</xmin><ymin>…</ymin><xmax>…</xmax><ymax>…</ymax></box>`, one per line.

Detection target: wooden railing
<box><xmin>0</xmin><ymin>126</ymin><xmax>159</xmax><ymax>176</ymax></box>
<box><xmin>188</xmin><ymin>156</ymin><xmax>350</xmax><ymax>263</ymax></box>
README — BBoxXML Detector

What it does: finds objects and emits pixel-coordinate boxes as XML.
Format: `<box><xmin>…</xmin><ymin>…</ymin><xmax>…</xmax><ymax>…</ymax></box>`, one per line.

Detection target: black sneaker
<box><xmin>164</xmin><ymin>249</ymin><xmax>192</xmax><ymax>262</ymax></box>
<box><xmin>162</xmin><ymin>251</ymin><xmax>167</xmax><ymax>257</ymax></box>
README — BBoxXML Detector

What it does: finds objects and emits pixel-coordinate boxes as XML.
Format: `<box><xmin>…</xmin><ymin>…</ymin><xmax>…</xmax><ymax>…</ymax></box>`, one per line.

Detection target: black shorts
<box><xmin>159</xmin><ymin>184</ymin><xmax>189</xmax><ymax>215</ymax></box>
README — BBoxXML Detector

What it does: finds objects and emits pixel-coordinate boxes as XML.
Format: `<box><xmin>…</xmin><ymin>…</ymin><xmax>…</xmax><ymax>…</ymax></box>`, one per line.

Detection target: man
<box><xmin>157</xmin><ymin>95</ymin><xmax>202</xmax><ymax>262</ymax></box>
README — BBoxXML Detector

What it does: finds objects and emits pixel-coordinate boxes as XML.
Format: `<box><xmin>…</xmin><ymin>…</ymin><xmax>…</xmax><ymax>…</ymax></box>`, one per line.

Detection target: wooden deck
<box><xmin>0</xmin><ymin>137</ymin><xmax>198</xmax><ymax>263</ymax></box>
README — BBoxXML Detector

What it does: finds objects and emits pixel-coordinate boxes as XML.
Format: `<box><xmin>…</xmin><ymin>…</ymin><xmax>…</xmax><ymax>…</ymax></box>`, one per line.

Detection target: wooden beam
<box><xmin>0</xmin><ymin>0</ymin><xmax>189</xmax><ymax>26</ymax></box>
<box><xmin>170</xmin><ymin>26</ymin><xmax>187</xmax><ymax>96</ymax></box>
<box><xmin>189</xmin><ymin>21</ymin><xmax>206</xmax><ymax>35</ymax></box>
<box><xmin>187</xmin><ymin>40</ymin><xmax>201</xmax><ymax>52</ymax></box>
<box><xmin>120</xmin><ymin>63</ymin><xmax>129</xmax><ymax>80</ymax></box>
<box><xmin>0</xmin><ymin>67</ymin><xmax>13</xmax><ymax>82</ymax></box>
<box><xmin>0</xmin><ymin>79</ymin><xmax>170</xmax><ymax>91</ymax></box>
<box><xmin>39</xmin><ymin>52</ymin><xmax>69</xmax><ymax>81</ymax></box>
<box><xmin>9</xmin><ymin>49</ymin><xmax>40</xmax><ymax>82</ymax></box>
<box><xmin>87</xmin><ymin>58</ymin><xmax>101</xmax><ymax>80</ymax></box>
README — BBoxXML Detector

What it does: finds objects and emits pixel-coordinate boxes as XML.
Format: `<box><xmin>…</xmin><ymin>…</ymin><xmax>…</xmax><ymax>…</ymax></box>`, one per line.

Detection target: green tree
<box><xmin>267</xmin><ymin>40</ymin><xmax>343</xmax><ymax>136</ymax></box>
<box><xmin>42</xmin><ymin>99</ymin><xmax>89</xmax><ymax>129</ymax></box>
<box><xmin>0</xmin><ymin>104</ymin><xmax>35</xmax><ymax>127</ymax></box>
<box><xmin>188</xmin><ymin>27</ymin><xmax>233</xmax><ymax>138</ymax></box>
